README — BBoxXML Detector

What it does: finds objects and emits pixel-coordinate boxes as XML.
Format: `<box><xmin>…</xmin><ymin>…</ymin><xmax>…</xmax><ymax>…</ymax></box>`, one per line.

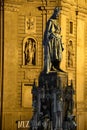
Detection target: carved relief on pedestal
<box><xmin>67</xmin><ymin>40</ymin><xmax>74</xmax><ymax>68</ymax></box>
<box><xmin>23</xmin><ymin>36</ymin><xmax>37</xmax><ymax>66</ymax></box>
<box><xmin>25</xmin><ymin>16</ymin><xmax>36</xmax><ymax>34</ymax></box>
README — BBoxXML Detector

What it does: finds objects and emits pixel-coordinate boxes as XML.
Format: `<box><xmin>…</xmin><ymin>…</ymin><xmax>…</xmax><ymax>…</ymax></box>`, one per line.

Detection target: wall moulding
<box><xmin>18</xmin><ymin>4</ymin><xmax>41</xmax><ymax>16</ymax></box>
<box><xmin>24</xmin><ymin>70</ymin><xmax>40</xmax><ymax>80</ymax></box>
<box><xmin>4</xmin><ymin>3</ymin><xmax>20</xmax><ymax>12</ymax></box>
<box><xmin>76</xmin><ymin>6</ymin><xmax>87</xmax><ymax>15</ymax></box>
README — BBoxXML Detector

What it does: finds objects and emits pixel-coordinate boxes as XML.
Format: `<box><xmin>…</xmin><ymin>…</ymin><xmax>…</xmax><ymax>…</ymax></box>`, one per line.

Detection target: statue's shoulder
<box><xmin>49</xmin><ymin>19</ymin><xmax>56</xmax><ymax>25</ymax></box>
<box><xmin>49</xmin><ymin>19</ymin><xmax>54</xmax><ymax>22</ymax></box>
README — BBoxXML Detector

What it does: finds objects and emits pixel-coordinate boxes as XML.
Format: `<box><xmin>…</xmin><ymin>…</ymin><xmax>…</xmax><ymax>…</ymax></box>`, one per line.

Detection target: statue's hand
<box><xmin>49</xmin><ymin>33</ymin><xmax>56</xmax><ymax>39</ymax></box>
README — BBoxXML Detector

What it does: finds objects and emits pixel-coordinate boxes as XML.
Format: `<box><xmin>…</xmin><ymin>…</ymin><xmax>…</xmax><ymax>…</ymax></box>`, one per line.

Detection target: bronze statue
<box><xmin>29</xmin><ymin>7</ymin><xmax>76</xmax><ymax>130</ymax></box>
<box><xmin>43</xmin><ymin>7</ymin><xmax>64</xmax><ymax>73</ymax></box>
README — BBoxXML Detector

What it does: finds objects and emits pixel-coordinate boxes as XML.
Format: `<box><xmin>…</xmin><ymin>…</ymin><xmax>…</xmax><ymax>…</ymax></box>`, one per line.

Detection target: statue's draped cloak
<box><xmin>43</xmin><ymin>18</ymin><xmax>63</xmax><ymax>72</ymax></box>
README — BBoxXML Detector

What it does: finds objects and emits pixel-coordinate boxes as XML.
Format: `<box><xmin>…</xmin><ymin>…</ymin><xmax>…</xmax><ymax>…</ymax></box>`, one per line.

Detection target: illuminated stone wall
<box><xmin>61</xmin><ymin>1</ymin><xmax>87</xmax><ymax>130</ymax></box>
<box><xmin>1</xmin><ymin>0</ymin><xmax>87</xmax><ymax>130</ymax></box>
<box><xmin>3</xmin><ymin>1</ymin><xmax>44</xmax><ymax>130</ymax></box>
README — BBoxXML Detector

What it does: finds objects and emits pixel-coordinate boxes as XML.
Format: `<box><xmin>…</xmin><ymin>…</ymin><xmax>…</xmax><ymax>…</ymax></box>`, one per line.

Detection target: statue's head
<box><xmin>53</xmin><ymin>7</ymin><xmax>61</xmax><ymax>18</ymax></box>
<box><xmin>54</xmin><ymin>7</ymin><xmax>60</xmax><ymax>13</ymax></box>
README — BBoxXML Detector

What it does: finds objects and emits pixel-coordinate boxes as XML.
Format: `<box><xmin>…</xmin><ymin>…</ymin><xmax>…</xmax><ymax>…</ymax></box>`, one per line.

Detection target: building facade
<box><xmin>0</xmin><ymin>0</ymin><xmax>87</xmax><ymax>130</ymax></box>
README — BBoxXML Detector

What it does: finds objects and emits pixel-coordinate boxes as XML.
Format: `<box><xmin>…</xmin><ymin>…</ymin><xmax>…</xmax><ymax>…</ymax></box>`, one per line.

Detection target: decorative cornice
<box><xmin>61</xmin><ymin>0</ymin><xmax>77</xmax><ymax>8</ymax></box>
<box><xmin>77</xmin><ymin>6</ymin><xmax>87</xmax><ymax>15</ymax></box>
<box><xmin>4</xmin><ymin>3</ymin><xmax>21</xmax><ymax>12</ymax></box>
<box><xmin>61</xmin><ymin>0</ymin><xmax>87</xmax><ymax>15</ymax></box>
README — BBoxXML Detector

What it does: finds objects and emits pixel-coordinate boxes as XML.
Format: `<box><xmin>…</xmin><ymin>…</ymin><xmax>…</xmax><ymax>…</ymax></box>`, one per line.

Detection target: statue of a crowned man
<box><xmin>43</xmin><ymin>7</ymin><xmax>64</xmax><ymax>73</ymax></box>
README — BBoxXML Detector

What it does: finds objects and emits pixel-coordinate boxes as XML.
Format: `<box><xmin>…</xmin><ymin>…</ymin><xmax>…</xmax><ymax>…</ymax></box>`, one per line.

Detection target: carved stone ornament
<box><xmin>23</xmin><ymin>36</ymin><xmax>37</xmax><ymax>66</ymax></box>
<box><xmin>25</xmin><ymin>16</ymin><xmax>36</xmax><ymax>34</ymax></box>
<box><xmin>4</xmin><ymin>3</ymin><xmax>20</xmax><ymax>12</ymax></box>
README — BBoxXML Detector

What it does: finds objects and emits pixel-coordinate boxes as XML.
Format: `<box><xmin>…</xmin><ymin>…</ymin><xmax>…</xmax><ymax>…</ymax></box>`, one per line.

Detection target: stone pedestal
<box><xmin>39</xmin><ymin>71</ymin><xmax>68</xmax><ymax>89</ymax></box>
<box><xmin>29</xmin><ymin>71</ymin><xmax>76</xmax><ymax>130</ymax></box>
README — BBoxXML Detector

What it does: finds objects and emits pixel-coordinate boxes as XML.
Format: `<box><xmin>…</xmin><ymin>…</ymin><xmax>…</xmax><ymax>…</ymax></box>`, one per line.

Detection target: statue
<box><xmin>64</xmin><ymin>80</ymin><xmax>75</xmax><ymax>114</ymax></box>
<box><xmin>24</xmin><ymin>38</ymin><xmax>36</xmax><ymax>65</ymax></box>
<box><xmin>29</xmin><ymin>7</ymin><xmax>76</xmax><ymax>130</ymax></box>
<box><xmin>68</xmin><ymin>41</ymin><xmax>74</xmax><ymax>67</ymax></box>
<box><xmin>43</xmin><ymin>7</ymin><xmax>64</xmax><ymax>73</ymax></box>
<box><xmin>51</xmin><ymin>87</ymin><xmax>63</xmax><ymax>130</ymax></box>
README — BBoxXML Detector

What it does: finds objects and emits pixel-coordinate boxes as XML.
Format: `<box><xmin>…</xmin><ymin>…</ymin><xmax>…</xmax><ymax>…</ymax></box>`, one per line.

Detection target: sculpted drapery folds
<box><xmin>43</xmin><ymin>7</ymin><xmax>64</xmax><ymax>73</ymax></box>
<box><xmin>24</xmin><ymin>38</ymin><xmax>36</xmax><ymax>65</ymax></box>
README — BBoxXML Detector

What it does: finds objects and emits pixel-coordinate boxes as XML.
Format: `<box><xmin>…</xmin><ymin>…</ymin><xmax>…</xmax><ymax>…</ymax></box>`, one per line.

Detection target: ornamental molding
<box><xmin>61</xmin><ymin>1</ymin><xmax>87</xmax><ymax>15</ymax></box>
<box><xmin>4</xmin><ymin>3</ymin><xmax>21</xmax><ymax>12</ymax></box>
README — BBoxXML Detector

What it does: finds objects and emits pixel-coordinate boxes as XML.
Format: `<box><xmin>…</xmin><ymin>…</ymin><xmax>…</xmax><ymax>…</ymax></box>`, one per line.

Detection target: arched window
<box><xmin>23</xmin><ymin>37</ymin><xmax>37</xmax><ymax>66</ymax></box>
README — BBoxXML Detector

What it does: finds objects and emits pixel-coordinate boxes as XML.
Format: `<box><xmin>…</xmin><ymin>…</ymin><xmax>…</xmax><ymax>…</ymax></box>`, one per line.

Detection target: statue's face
<box><xmin>53</xmin><ymin>7</ymin><xmax>60</xmax><ymax>19</ymax></box>
<box><xmin>54</xmin><ymin>11</ymin><xmax>60</xmax><ymax>19</ymax></box>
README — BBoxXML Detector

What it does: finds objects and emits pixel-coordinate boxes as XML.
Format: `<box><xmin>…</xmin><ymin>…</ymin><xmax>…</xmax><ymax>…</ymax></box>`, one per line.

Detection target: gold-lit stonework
<box><xmin>25</xmin><ymin>16</ymin><xmax>36</xmax><ymax>34</ymax></box>
<box><xmin>22</xmin><ymin>83</ymin><xmax>32</xmax><ymax>108</ymax></box>
<box><xmin>1</xmin><ymin>0</ymin><xmax>87</xmax><ymax>130</ymax></box>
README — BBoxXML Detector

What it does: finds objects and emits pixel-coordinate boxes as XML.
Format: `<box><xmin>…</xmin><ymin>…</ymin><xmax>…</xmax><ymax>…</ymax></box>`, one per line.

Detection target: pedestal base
<box><xmin>39</xmin><ymin>71</ymin><xmax>68</xmax><ymax>89</ymax></box>
<box><xmin>29</xmin><ymin>70</ymin><xmax>76</xmax><ymax>130</ymax></box>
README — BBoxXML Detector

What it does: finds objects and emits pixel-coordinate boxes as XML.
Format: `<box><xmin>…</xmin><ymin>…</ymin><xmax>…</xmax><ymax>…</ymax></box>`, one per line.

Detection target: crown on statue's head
<box><xmin>54</xmin><ymin>7</ymin><xmax>61</xmax><ymax>13</ymax></box>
